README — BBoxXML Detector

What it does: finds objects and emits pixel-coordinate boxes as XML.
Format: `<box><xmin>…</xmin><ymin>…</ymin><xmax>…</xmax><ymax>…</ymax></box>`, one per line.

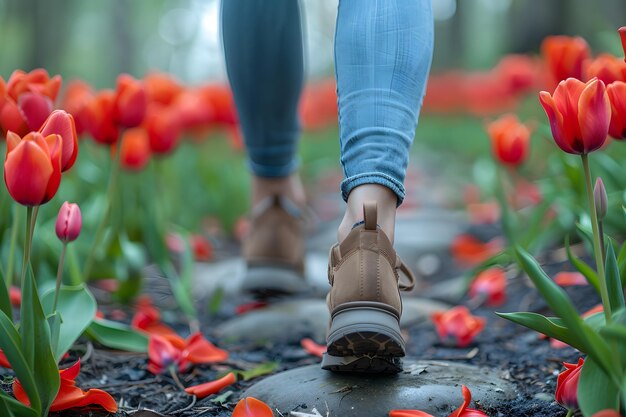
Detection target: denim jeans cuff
<box><xmin>247</xmin><ymin>158</ymin><xmax>299</xmax><ymax>178</ymax></box>
<box><xmin>340</xmin><ymin>173</ymin><xmax>406</xmax><ymax>206</ymax></box>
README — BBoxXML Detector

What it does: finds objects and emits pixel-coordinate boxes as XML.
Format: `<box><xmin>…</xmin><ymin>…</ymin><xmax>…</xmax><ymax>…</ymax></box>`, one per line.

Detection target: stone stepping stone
<box><xmin>215</xmin><ymin>297</ymin><xmax>450</xmax><ymax>345</ymax></box>
<box><xmin>244</xmin><ymin>360</ymin><xmax>517</xmax><ymax>417</ymax></box>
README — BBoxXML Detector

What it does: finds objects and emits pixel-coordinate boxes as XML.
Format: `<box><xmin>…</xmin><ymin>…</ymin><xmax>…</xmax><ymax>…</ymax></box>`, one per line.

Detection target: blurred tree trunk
<box><xmin>111</xmin><ymin>0</ymin><xmax>135</xmax><ymax>76</ymax></box>
<box><xmin>19</xmin><ymin>0</ymin><xmax>71</xmax><ymax>73</ymax></box>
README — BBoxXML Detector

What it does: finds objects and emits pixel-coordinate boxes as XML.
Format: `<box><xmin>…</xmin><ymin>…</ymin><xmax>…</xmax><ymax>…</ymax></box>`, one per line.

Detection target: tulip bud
<box><xmin>555</xmin><ymin>358</ymin><xmax>584</xmax><ymax>410</ymax></box>
<box><xmin>594</xmin><ymin>177</ymin><xmax>608</xmax><ymax>220</ymax></box>
<box><xmin>618</xmin><ymin>26</ymin><xmax>626</xmax><ymax>62</ymax></box>
<box><xmin>55</xmin><ymin>202</ymin><xmax>82</xmax><ymax>242</ymax></box>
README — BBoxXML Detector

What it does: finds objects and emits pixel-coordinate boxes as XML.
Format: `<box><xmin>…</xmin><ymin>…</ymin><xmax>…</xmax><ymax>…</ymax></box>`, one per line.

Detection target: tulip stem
<box><xmin>6</xmin><ymin>204</ymin><xmax>20</xmax><ymax>289</ymax></box>
<box><xmin>495</xmin><ymin>165</ymin><xmax>515</xmax><ymax>248</ymax></box>
<box><xmin>581</xmin><ymin>154</ymin><xmax>611</xmax><ymax>323</ymax></box>
<box><xmin>20</xmin><ymin>207</ymin><xmax>33</xmax><ymax>286</ymax></box>
<box><xmin>169</xmin><ymin>366</ymin><xmax>186</xmax><ymax>391</ymax></box>
<box><xmin>83</xmin><ymin>141</ymin><xmax>122</xmax><ymax>280</ymax></box>
<box><xmin>565</xmin><ymin>410</ymin><xmax>573</xmax><ymax>417</ymax></box>
<box><xmin>52</xmin><ymin>243</ymin><xmax>68</xmax><ymax>313</ymax></box>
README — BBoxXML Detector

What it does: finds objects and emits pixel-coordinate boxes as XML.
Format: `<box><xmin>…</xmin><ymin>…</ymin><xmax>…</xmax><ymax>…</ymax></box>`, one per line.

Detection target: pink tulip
<box><xmin>55</xmin><ymin>202</ymin><xmax>82</xmax><ymax>242</ymax></box>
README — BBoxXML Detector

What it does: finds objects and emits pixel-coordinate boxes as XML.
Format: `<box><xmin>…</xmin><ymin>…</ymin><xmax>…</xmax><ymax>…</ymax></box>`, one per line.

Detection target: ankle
<box><xmin>252</xmin><ymin>173</ymin><xmax>306</xmax><ymax>206</ymax></box>
<box><xmin>337</xmin><ymin>184</ymin><xmax>397</xmax><ymax>243</ymax></box>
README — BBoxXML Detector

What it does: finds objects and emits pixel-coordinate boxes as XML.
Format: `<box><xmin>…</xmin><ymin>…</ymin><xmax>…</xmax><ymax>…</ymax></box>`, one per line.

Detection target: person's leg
<box><xmin>323</xmin><ymin>0</ymin><xmax>434</xmax><ymax>373</ymax></box>
<box><xmin>221</xmin><ymin>0</ymin><xmax>305</xmax><ymax>206</ymax></box>
<box><xmin>221</xmin><ymin>0</ymin><xmax>307</xmax><ymax>294</ymax></box>
<box><xmin>335</xmin><ymin>0</ymin><xmax>434</xmax><ymax>242</ymax></box>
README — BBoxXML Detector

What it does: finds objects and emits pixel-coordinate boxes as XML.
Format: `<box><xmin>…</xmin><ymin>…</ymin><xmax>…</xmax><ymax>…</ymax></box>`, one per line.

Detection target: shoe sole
<box><xmin>242</xmin><ymin>266</ymin><xmax>306</xmax><ymax>297</ymax></box>
<box><xmin>321</xmin><ymin>306</ymin><xmax>405</xmax><ymax>374</ymax></box>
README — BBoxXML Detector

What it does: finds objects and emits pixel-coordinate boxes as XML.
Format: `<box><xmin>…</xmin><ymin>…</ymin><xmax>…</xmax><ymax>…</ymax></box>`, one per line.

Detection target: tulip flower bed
<box><xmin>2</xmin><ymin>26</ymin><xmax>626</xmax><ymax>417</ymax></box>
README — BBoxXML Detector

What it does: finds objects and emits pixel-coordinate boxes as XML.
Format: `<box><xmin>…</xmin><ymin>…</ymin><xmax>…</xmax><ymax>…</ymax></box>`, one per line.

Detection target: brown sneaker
<box><xmin>241</xmin><ymin>195</ymin><xmax>306</xmax><ymax>296</ymax></box>
<box><xmin>321</xmin><ymin>201</ymin><xmax>416</xmax><ymax>373</ymax></box>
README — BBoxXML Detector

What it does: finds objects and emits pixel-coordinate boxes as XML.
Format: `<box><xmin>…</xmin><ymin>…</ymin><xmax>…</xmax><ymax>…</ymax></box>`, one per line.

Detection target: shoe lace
<box><xmin>396</xmin><ymin>256</ymin><xmax>416</xmax><ymax>292</ymax></box>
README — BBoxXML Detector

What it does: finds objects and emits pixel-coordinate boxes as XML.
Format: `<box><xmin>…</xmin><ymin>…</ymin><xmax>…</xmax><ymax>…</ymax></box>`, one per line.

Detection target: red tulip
<box><xmin>469</xmin><ymin>267</ymin><xmax>507</xmax><ymax>307</ymax></box>
<box><xmin>0</xmin><ymin>349</ymin><xmax>10</xmax><ymax>368</ymax></box>
<box><xmin>301</xmin><ymin>338</ymin><xmax>326</xmax><ymax>358</ymax></box>
<box><xmin>232</xmin><ymin>397</ymin><xmax>274</xmax><ymax>417</ymax></box>
<box><xmin>554</xmin><ymin>271</ymin><xmax>587</xmax><ymax>287</ymax></box>
<box><xmin>591</xmin><ymin>410</ymin><xmax>622</xmax><ymax>417</ymax></box>
<box><xmin>17</xmin><ymin>92</ymin><xmax>54</xmax><ymax>132</ymax></box>
<box><xmin>113</xmin><ymin>74</ymin><xmax>147</xmax><ymax>128</ymax></box>
<box><xmin>60</xmin><ymin>80</ymin><xmax>94</xmax><ymax>135</ymax></box>
<box><xmin>607</xmin><ymin>81</ymin><xmax>626</xmax><ymax>140</ymax></box>
<box><xmin>39</xmin><ymin>110</ymin><xmax>78</xmax><ymax>171</ymax></box>
<box><xmin>555</xmin><ymin>358</ymin><xmax>584</xmax><ymax>410</ymax></box>
<box><xmin>191</xmin><ymin>234</ymin><xmax>213</xmax><ymax>261</ymax></box>
<box><xmin>5</xmin><ymin>69</ymin><xmax>61</xmax><ymax>102</ymax></box>
<box><xmin>431</xmin><ymin>306</ymin><xmax>485</xmax><ymax>347</ymax></box>
<box><xmin>618</xmin><ymin>26</ymin><xmax>626</xmax><ymax>62</ymax></box>
<box><xmin>9</xmin><ymin>286</ymin><xmax>21</xmax><ymax>306</ymax></box>
<box><xmin>486</xmin><ymin>113</ymin><xmax>530</xmax><ymax>167</ymax></box>
<box><xmin>184</xmin><ymin>372</ymin><xmax>236</xmax><ymax>399</ymax></box>
<box><xmin>145</xmin><ymin>105</ymin><xmax>182</xmax><ymax>154</ymax></box>
<box><xmin>539</xmin><ymin>78</ymin><xmax>611</xmax><ymax>154</ymax></box>
<box><xmin>55</xmin><ymin>201</ymin><xmax>82</xmax><ymax>242</ymax></box>
<box><xmin>390</xmin><ymin>385</ymin><xmax>488</xmax><ymax>417</ymax></box>
<box><xmin>586</xmin><ymin>53</ymin><xmax>626</xmax><ymax>85</ymax></box>
<box><xmin>5</xmin><ymin>131</ymin><xmax>62</xmax><ymax>206</ymax></box>
<box><xmin>541</xmin><ymin>36</ymin><xmax>590</xmax><ymax>84</ymax></box>
<box><xmin>450</xmin><ymin>235</ymin><xmax>503</xmax><ymax>267</ymax></box>
<box><xmin>144</xmin><ymin>72</ymin><xmax>184</xmax><ymax>105</ymax></box>
<box><xmin>84</xmin><ymin>90</ymin><xmax>119</xmax><ymax>145</ymax></box>
<box><xmin>14</xmin><ymin>360</ymin><xmax>117</xmax><ymax>413</ymax></box>
<box><xmin>119</xmin><ymin>127</ymin><xmax>151</xmax><ymax>171</ymax></box>
<box><xmin>0</xmin><ymin>92</ymin><xmax>28</xmax><ymax>136</ymax></box>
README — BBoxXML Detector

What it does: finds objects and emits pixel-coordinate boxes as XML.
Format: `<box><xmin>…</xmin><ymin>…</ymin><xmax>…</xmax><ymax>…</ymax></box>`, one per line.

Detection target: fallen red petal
<box><xmin>184</xmin><ymin>372</ymin><xmax>236</xmax><ymax>399</ymax></box>
<box><xmin>554</xmin><ymin>271</ymin><xmax>587</xmax><ymax>286</ymax></box>
<box><xmin>232</xmin><ymin>397</ymin><xmax>274</xmax><ymax>417</ymax></box>
<box><xmin>390</xmin><ymin>410</ymin><xmax>435</xmax><ymax>417</ymax></box>
<box><xmin>300</xmin><ymin>338</ymin><xmax>326</xmax><ymax>358</ymax></box>
<box><xmin>182</xmin><ymin>332</ymin><xmax>229</xmax><ymax>364</ymax></box>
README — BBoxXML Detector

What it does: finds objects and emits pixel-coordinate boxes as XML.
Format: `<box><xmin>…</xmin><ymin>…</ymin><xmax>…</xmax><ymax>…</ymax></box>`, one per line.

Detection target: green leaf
<box><xmin>47</xmin><ymin>312</ymin><xmax>62</xmax><ymax>363</ymax></box>
<box><xmin>578</xmin><ymin>357</ymin><xmax>620</xmax><ymax>417</ymax></box>
<box><xmin>617</xmin><ymin>240</ymin><xmax>626</xmax><ymax>289</ymax></box>
<box><xmin>86</xmin><ymin>318</ymin><xmax>148</xmax><ymax>352</ymax></box>
<box><xmin>0</xmin><ymin>391</ymin><xmax>37</xmax><ymax>417</ymax></box>
<box><xmin>599</xmin><ymin>323</ymin><xmax>626</xmax><ymax>342</ymax></box>
<box><xmin>605</xmin><ymin>243</ymin><xmax>625</xmax><ymax>312</ymax></box>
<box><xmin>0</xmin><ymin>311</ymin><xmax>40</xmax><ymax>414</ymax></box>
<box><xmin>41</xmin><ymin>284</ymin><xmax>97</xmax><ymax>361</ymax></box>
<box><xmin>0</xmin><ymin>269</ymin><xmax>12</xmax><ymax>321</ymax></box>
<box><xmin>515</xmin><ymin>246</ymin><xmax>616</xmax><ymax>379</ymax></box>
<box><xmin>565</xmin><ymin>235</ymin><xmax>600</xmax><ymax>294</ymax></box>
<box><xmin>210</xmin><ymin>391</ymin><xmax>234</xmax><ymax>405</ymax></box>
<box><xmin>234</xmin><ymin>361</ymin><xmax>279</xmax><ymax>381</ymax></box>
<box><xmin>18</xmin><ymin>273</ymin><xmax>59</xmax><ymax>416</ymax></box>
<box><xmin>496</xmin><ymin>312</ymin><xmax>585</xmax><ymax>351</ymax></box>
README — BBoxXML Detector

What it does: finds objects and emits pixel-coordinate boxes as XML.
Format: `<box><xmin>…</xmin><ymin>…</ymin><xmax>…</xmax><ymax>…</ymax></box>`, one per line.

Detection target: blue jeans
<box><xmin>221</xmin><ymin>0</ymin><xmax>433</xmax><ymax>205</ymax></box>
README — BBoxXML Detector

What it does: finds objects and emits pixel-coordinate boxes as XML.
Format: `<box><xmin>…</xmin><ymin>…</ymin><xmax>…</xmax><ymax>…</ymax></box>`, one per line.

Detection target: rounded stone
<box><xmin>243</xmin><ymin>360</ymin><xmax>517</xmax><ymax>416</ymax></box>
<box><xmin>215</xmin><ymin>297</ymin><xmax>449</xmax><ymax>345</ymax></box>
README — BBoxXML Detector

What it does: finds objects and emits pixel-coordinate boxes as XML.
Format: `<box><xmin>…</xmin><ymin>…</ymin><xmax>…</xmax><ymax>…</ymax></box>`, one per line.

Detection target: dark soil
<box><xmin>2</xmin><ymin>246</ymin><xmax>594</xmax><ymax>417</ymax></box>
